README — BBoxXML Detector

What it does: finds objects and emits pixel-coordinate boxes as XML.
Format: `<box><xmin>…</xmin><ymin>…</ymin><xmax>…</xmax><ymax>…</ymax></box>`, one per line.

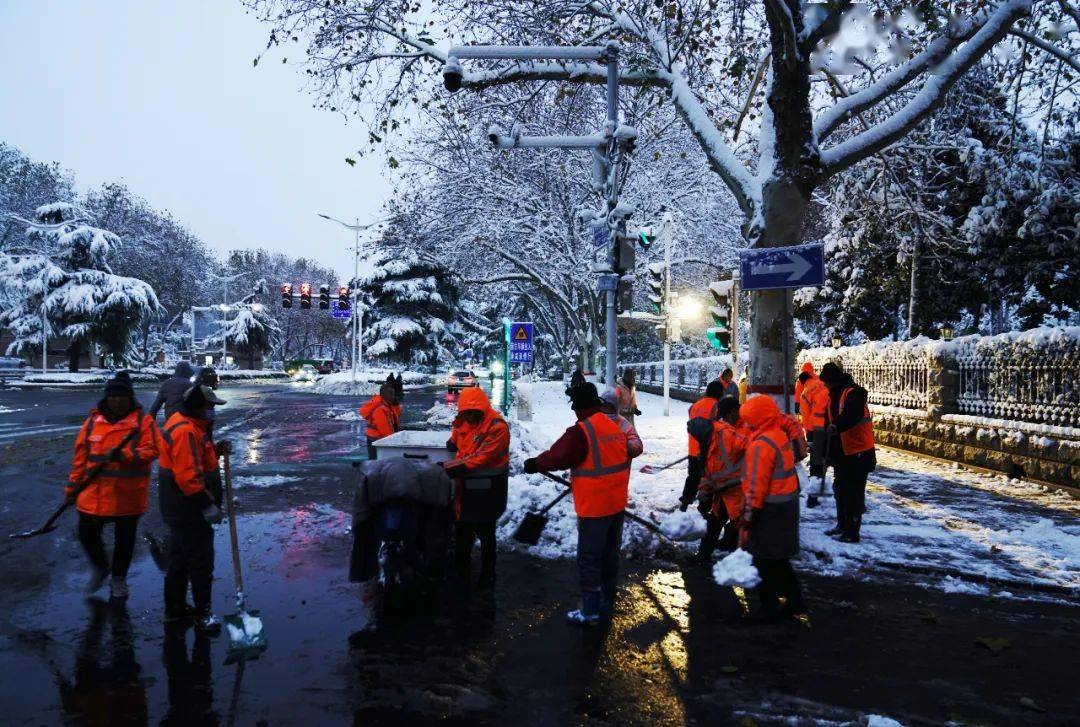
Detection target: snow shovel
<box><xmin>639</xmin><ymin>455</ymin><xmax>689</xmax><ymax>475</ymax></box>
<box><xmin>807</xmin><ymin>430</ymin><xmax>831</xmax><ymax>509</ymax></box>
<box><xmin>221</xmin><ymin>452</ymin><xmax>267</xmax><ymax>660</ymax></box>
<box><xmin>513</xmin><ymin>481</ymin><xmax>573</xmax><ymax>545</ymax></box>
<box><xmin>10</xmin><ymin>426</ymin><xmax>141</xmax><ymax>540</ymax></box>
<box><xmin>538</xmin><ymin>472</ymin><xmax>673</xmax><ymax>542</ymax></box>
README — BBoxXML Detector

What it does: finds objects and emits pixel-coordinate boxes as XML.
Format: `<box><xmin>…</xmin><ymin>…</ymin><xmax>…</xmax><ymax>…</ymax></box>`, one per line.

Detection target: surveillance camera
<box><xmin>487</xmin><ymin>124</ymin><xmax>505</xmax><ymax>147</ymax></box>
<box><xmin>442</xmin><ymin>57</ymin><xmax>463</xmax><ymax>92</ymax></box>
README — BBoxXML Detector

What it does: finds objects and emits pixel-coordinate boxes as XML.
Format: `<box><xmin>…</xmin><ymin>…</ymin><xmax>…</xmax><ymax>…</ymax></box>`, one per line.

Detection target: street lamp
<box><xmin>317</xmin><ymin>213</ymin><xmax>386</xmax><ymax>384</ymax></box>
<box><xmin>940</xmin><ymin>324</ymin><xmax>954</xmax><ymax>341</ymax></box>
<box><xmin>831</xmin><ymin>335</ymin><xmax>842</xmax><ymax>349</ymax></box>
<box><xmin>674</xmin><ymin>295</ymin><xmax>703</xmax><ymax>321</ymax></box>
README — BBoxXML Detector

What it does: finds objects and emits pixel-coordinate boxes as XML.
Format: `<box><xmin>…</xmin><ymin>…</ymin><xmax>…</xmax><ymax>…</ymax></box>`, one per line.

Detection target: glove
<box><xmin>446</xmin><ymin>439</ymin><xmax>458</xmax><ymax>453</ymax></box>
<box><xmin>522</xmin><ymin>458</ymin><xmax>539</xmax><ymax>474</ymax></box>
<box><xmin>215</xmin><ymin>440</ymin><xmax>233</xmax><ymax>456</ymax></box>
<box><xmin>678</xmin><ymin>494</ymin><xmax>694</xmax><ymax>512</ymax></box>
<box><xmin>442</xmin><ymin>461</ymin><xmax>468</xmax><ymax>478</ymax></box>
<box><xmin>64</xmin><ymin>487</ymin><xmax>76</xmax><ymax>506</ymax></box>
<box><xmin>634</xmin><ymin>408</ymin><xmax>642</xmax><ymax>416</ymax></box>
<box><xmin>202</xmin><ymin>504</ymin><xmax>224</xmax><ymax>524</ymax></box>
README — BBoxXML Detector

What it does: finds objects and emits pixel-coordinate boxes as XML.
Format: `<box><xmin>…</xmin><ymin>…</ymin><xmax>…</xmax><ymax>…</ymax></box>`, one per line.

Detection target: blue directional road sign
<box><xmin>738</xmin><ymin>243</ymin><xmax>825</xmax><ymax>291</ymax></box>
<box><xmin>331</xmin><ymin>301</ymin><xmax>351</xmax><ymax>319</ymax></box>
<box><xmin>509</xmin><ymin>321</ymin><xmax>534</xmax><ymax>364</ymax></box>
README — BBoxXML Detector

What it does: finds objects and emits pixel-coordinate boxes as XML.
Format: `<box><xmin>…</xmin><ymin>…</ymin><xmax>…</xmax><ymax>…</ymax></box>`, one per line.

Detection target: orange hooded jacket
<box><xmin>67</xmin><ymin>405</ymin><xmax>160</xmax><ymax>517</ymax></box>
<box><xmin>360</xmin><ymin>394</ymin><xmax>400</xmax><ymax>441</ymax></box>
<box><xmin>446</xmin><ymin>387</ymin><xmax>510</xmax><ymax>521</ymax></box>
<box><xmin>739</xmin><ymin>396</ymin><xmax>799</xmax><ymax>520</ymax></box>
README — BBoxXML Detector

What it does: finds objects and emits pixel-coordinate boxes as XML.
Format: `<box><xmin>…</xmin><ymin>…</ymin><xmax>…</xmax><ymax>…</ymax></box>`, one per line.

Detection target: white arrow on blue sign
<box><xmin>738</xmin><ymin>243</ymin><xmax>825</xmax><ymax>291</ymax></box>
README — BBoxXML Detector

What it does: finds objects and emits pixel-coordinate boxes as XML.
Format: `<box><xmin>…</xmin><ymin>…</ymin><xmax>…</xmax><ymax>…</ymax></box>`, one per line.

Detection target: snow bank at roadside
<box><xmin>310</xmin><ymin>369</ymin><xmax>431</xmax><ymax>396</ymax></box>
<box><xmin>433</xmin><ymin>381</ymin><xmax>1080</xmax><ymax>601</ymax></box>
<box><xmin>17</xmin><ymin>370</ymin><xmax>159</xmax><ymax>385</ymax></box>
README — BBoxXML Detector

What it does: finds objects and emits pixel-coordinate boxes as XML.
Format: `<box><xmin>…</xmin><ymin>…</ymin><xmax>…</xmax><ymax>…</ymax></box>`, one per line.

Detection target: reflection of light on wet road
<box><xmin>246</xmin><ymin>429</ymin><xmax>263</xmax><ymax>465</ymax></box>
<box><xmin>732</xmin><ymin>586</ymin><xmax>749</xmax><ymax>615</ymax></box>
<box><xmin>644</xmin><ymin>570</ymin><xmax>689</xmax><ymax>682</ymax></box>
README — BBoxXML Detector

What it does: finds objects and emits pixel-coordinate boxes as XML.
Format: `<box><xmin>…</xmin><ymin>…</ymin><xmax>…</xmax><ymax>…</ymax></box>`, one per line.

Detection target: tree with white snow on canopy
<box><xmin>355</xmin><ymin>243</ymin><xmax>458</xmax><ymax>367</ymax></box>
<box><xmin>0</xmin><ymin>202</ymin><xmax>163</xmax><ymax>371</ymax></box>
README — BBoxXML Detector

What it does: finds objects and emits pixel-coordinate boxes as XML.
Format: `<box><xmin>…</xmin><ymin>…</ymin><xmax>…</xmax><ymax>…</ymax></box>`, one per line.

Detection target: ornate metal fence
<box><xmin>843</xmin><ymin>358</ymin><xmax>929</xmax><ymax>411</ymax></box>
<box><xmin>956</xmin><ymin>349</ymin><xmax>1079</xmax><ymax>427</ymax></box>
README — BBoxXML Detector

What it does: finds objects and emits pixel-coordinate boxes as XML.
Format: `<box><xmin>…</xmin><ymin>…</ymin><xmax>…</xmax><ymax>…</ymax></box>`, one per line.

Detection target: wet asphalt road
<box><xmin>0</xmin><ymin>382</ymin><xmax>1077</xmax><ymax>726</ymax></box>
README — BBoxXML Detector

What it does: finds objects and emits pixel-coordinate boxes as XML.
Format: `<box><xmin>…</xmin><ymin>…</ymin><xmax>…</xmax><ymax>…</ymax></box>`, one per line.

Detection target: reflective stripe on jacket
<box><xmin>570</xmin><ymin>412</ymin><xmax>632</xmax><ymax>518</ymax></box>
<box><xmin>158</xmin><ymin>412</ymin><xmax>218</xmax><ymax>523</ymax></box>
<box><xmin>68</xmin><ymin>407</ymin><xmax>159</xmax><ymax>517</ymax></box>
<box><xmin>741</xmin><ymin>427</ymin><xmax>799</xmax><ymax>518</ymax></box>
<box><xmin>687</xmin><ymin>396</ymin><xmax>720</xmax><ymax>457</ymax></box>
<box><xmin>832</xmin><ymin>386</ymin><xmax>875</xmax><ymax>455</ymax></box>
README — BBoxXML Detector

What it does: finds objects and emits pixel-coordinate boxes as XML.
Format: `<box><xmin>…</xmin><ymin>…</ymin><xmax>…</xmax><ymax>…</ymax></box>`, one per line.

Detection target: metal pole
<box><xmin>503</xmin><ymin>320</ymin><xmax>511</xmax><ymax>413</ymax></box>
<box><xmin>663</xmin><ymin>214</ymin><xmax>671</xmax><ymax>416</ymax></box>
<box><xmin>782</xmin><ymin>292</ymin><xmax>792</xmax><ymax>414</ymax></box>
<box><xmin>221</xmin><ymin>284</ymin><xmax>228</xmax><ymax>366</ymax></box>
<box><xmin>41</xmin><ymin>304</ymin><xmax>47</xmax><ymax>374</ymax></box>
<box><xmin>191</xmin><ymin>307</ymin><xmax>196</xmax><ymax>364</ymax></box>
<box><xmin>732</xmin><ymin>274</ymin><xmax>740</xmax><ymax>373</ymax></box>
<box><xmin>604</xmin><ymin>49</ymin><xmax>619</xmax><ymax>388</ymax></box>
<box><xmin>352</xmin><ymin>218</ymin><xmax>360</xmax><ymax>384</ymax></box>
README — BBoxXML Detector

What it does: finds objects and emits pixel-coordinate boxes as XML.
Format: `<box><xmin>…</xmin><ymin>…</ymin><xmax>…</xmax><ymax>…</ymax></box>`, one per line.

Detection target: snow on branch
<box><xmin>820</xmin><ymin>0</ymin><xmax>1033</xmax><ymax>177</ymax></box>
<box><xmin>1007</xmin><ymin>27</ymin><xmax>1080</xmax><ymax>73</ymax></box>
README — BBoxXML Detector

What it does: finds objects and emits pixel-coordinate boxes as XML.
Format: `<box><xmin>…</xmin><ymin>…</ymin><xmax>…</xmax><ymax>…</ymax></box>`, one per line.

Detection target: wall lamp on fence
<box><xmin>831</xmin><ymin>336</ymin><xmax>842</xmax><ymax>349</ymax></box>
<box><xmin>940</xmin><ymin>325</ymin><xmax>954</xmax><ymax>341</ymax></box>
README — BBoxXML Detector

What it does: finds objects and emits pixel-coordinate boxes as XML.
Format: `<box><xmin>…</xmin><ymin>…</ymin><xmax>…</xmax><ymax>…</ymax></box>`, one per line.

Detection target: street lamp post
<box><xmin>317</xmin><ymin>213</ymin><xmax>385</xmax><ymax>385</ymax></box>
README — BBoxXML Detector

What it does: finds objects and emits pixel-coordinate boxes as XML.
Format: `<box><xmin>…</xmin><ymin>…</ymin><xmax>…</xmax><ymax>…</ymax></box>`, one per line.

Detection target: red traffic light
<box><xmin>299</xmin><ymin>283</ymin><xmax>312</xmax><ymax>296</ymax></box>
<box><xmin>338</xmin><ymin>286</ymin><xmax>349</xmax><ymax>296</ymax></box>
<box><xmin>281</xmin><ymin>283</ymin><xmax>293</xmax><ymax>294</ymax></box>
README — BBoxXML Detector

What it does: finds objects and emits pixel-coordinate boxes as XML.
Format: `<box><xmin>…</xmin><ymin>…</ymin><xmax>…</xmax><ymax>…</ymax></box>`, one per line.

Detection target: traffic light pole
<box><xmin>732</xmin><ymin>274</ymin><xmax>740</xmax><ymax>372</ymax></box>
<box><xmin>603</xmin><ymin>50</ymin><xmax>619</xmax><ymax>390</ymax></box>
<box><xmin>353</xmin><ymin>218</ymin><xmax>361</xmax><ymax>385</ymax></box>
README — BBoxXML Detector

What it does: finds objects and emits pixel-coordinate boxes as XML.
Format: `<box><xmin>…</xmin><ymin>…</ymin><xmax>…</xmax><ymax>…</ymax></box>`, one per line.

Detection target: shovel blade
<box><xmin>513</xmin><ymin>512</ymin><xmax>548</xmax><ymax>545</ymax></box>
<box><xmin>224</xmin><ymin>609</ymin><xmax>267</xmax><ymax>662</ymax></box>
<box><xmin>9</xmin><ymin>524</ymin><xmax>58</xmax><ymax>540</ymax></box>
<box><xmin>639</xmin><ymin>465</ymin><xmax>658</xmax><ymax>475</ymax></box>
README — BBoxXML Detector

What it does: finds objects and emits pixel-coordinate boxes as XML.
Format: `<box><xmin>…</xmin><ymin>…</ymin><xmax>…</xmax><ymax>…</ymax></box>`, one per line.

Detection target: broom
<box><xmin>221</xmin><ymin>452</ymin><xmax>267</xmax><ymax>660</ymax></box>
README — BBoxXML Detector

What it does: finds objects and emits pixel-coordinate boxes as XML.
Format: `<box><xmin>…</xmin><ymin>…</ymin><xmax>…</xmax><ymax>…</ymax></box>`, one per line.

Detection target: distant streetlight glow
<box><xmin>674</xmin><ymin>295</ymin><xmax>702</xmax><ymax>321</ymax></box>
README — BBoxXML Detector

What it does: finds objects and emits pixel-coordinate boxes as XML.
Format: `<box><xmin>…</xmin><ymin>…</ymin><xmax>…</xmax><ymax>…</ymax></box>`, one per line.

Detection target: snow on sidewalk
<box><xmin>476</xmin><ymin>382</ymin><xmax>1078</xmax><ymax>600</ymax></box>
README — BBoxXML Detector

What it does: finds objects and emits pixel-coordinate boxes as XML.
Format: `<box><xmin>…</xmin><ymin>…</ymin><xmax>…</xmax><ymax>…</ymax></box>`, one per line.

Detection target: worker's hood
<box><xmin>740</xmin><ymin>394</ymin><xmax>782</xmax><ymax>432</ymax></box>
<box><xmin>800</xmin><ymin>361</ymin><xmax>815</xmax><ymax>375</ymax></box>
<box><xmin>457</xmin><ymin>386</ymin><xmax>493</xmax><ymax>413</ymax></box>
<box><xmin>359</xmin><ymin>394</ymin><xmax>388</xmax><ymax>419</ymax></box>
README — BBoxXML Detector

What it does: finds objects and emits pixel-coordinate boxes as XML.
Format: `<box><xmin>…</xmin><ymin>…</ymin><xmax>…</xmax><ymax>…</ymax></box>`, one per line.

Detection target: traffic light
<box><xmin>614</xmin><ymin>232</ymin><xmax>636</xmax><ymax>274</ymax></box>
<box><xmin>647</xmin><ymin>262</ymin><xmax>666</xmax><ymax>315</ymax></box>
<box><xmin>707</xmin><ymin>280</ymin><xmax>734</xmax><ymax>351</ymax></box>
<box><xmin>319</xmin><ymin>285</ymin><xmax>330</xmax><ymax>309</ymax></box>
<box><xmin>281</xmin><ymin>283</ymin><xmax>293</xmax><ymax>309</ymax></box>
<box><xmin>299</xmin><ymin>282</ymin><xmax>312</xmax><ymax>309</ymax></box>
<box><xmin>636</xmin><ymin>226</ymin><xmax>657</xmax><ymax>251</ymax></box>
<box><xmin>616</xmin><ymin>276</ymin><xmax>633</xmax><ymax>313</ymax></box>
<box><xmin>338</xmin><ymin>285</ymin><xmax>350</xmax><ymax>308</ymax></box>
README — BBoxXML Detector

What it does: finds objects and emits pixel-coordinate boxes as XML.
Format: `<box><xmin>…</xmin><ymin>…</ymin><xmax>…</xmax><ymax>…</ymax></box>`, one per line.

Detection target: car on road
<box><xmin>446</xmin><ymin>370</ymin><xmax>477</xmax><ymax>391</ymax></box>
<box><xmin>292</xmin><ymin>364</ymin><xmax>319</xmax><ymax>382</ymax></box>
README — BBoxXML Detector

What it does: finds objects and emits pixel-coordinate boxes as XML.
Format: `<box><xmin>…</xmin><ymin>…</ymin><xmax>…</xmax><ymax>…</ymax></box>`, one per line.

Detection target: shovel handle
<box><xmin>537</xmin><ymin>486</ymin><xmax>572</xmax><ymax>516</ymax></box>
<box><xmin>538</xmin><ymin>471</ymin><xmax>672</xmax><ymax>542</ymax></box>
<box><xmin>222</xmin><ymin>452</ymin><xmax>245</xmax><ymax>600</ymax></box>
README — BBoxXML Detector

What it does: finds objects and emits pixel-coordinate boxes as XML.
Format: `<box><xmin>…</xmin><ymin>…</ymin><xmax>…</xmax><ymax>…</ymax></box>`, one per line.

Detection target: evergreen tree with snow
<box><xmin>0</xmin><ymin>202</ymin><xmax>162</xmax><ymax>371</ymax></box>
<box><xmin>355</xmin><ymin>244</ymin><xmax>458</xmax><ymax>367</ymax></box>
<box><xmin>212</xmin><ymin>304</ymin><xmax>280</xmax><ymax>369</ymax></box>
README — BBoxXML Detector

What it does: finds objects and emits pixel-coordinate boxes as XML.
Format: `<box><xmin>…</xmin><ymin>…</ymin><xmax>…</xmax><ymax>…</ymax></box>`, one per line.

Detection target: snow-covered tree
<box><xmin>355</xmin><ymin>242</ymin><xmax>458</xmax><ymax>366</ymax></box>
<box><xmin>0</xmin><ymin>203</ymin><xmax>163</xmax><ymax>370</ymax></box>
<box><xmin>211</xmin><ymin>304</ymin><xmax>281</xmax><ymax>369</ymax></box>
<box><xmin>250</xmin><ymin>0</ymin><xmax>1077</xmax><ymax>394</ymax></box>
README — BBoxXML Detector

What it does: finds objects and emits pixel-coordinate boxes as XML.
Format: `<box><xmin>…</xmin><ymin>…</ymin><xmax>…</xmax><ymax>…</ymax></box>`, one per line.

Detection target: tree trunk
<box><xmin>67</xmin><ymin>340</ymin><xmax>82</xmax><ymax>373</ymax></box>
<box><xmin>907</xmin><ymin>235</ymin><xmax>922</xmax><ymax>337</ymax></box>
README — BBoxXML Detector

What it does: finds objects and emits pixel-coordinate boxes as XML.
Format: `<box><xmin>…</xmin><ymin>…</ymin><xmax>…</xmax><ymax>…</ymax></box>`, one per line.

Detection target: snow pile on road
<box><xmin>310</xmin><ymin>369</ymin><xmax>431</xmax><ymax>396</ymax></box>
<box><xmin>712</xmin><ymin>549</ymin><xmax>760</xmax><ymax>587</ymax></box>
<box><xmin>425</xmin><ymin>401</ymin><xmax>457</xmax><ymax>427</ymax></box>
<box><xmin>235</xmin><ymin>474</ymin><xmax>300</xmax><ymax>489</ymax></box>
<box><xmin>658</xmin><ymin>509</ymin><xmax>708</xmax><ymax>541</ymax></box>
<box><xmin>16</xmin><ymin>370</ymin><xmax>159</xmax><ymax>385</ymax></box>
<box><xmin>325</xmin><ymin>409</ymin><xmax>361</xmax><ymax>421</ymax></box>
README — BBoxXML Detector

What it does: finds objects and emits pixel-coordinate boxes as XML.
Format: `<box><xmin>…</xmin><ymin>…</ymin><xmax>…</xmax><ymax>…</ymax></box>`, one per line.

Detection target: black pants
<box><xmin>833</xmin><ymin>459</ymin><xmax>868</xmax><ymax>537</ymax></box>
<box><xmin>753</xmin><ymin>557</ymin><xmax>805</xmax><ymax>617</ymax></box>
<box><xmin>455</xmin><ymin>521</ymin><xmax>496</xmax><ymax>578</ymax></box>
<box><xmin>77</xmin><ymin>514</ymin><xmax>139</xmax><ymax>578</ymax></box>
<box><xmin>578</xmin><ymin>513</ymin><xmax>624</xmax><ymax>605</ymax></box>
<box><xmin>696</xmin><ymin>498</ymin><xmax>737</xmax><ymax>558</ymax></box>
<box><xmin>164</xmin><ymin>522</ymin><xmax>214</xmax><ymax>614</ymax></box>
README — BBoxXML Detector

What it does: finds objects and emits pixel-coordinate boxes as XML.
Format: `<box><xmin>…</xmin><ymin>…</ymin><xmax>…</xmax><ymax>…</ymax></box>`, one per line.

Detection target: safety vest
<box><xmin>832</xmin><ymin>386</ymin><xmax>875</xmax><ymax>455</ymax></box>
<box><xmin>68</xmin><ymin>408</ymin><xmax>158</xmax><ymax>517</ymax></box>
<box><xmin>687</xmin><ymin>396</ymin><xmax>720</xmax><ymax>456</ymax></box>
<box><xmin>360</xmin><ymin>396</ymin><xmax>400</xmax><ymax>440</ymax></box>
<box><xmin>742</xmin><ymin>427</ymin><xmax>799</xmax><ymax>516</ymax></box>
<box><xmin>703</xmin><ymin>421</ymin><xmax>747</xmax><ymax>491</ymax></box>
<box><xmin>571</xmin><ymin>412</ymin><xmax>632</xmax><ymax>518</ymax></box>
<box><xmin>799</xmin><ymin>377</ymin><xmax>828</xmax><ymax>433</ymax></box>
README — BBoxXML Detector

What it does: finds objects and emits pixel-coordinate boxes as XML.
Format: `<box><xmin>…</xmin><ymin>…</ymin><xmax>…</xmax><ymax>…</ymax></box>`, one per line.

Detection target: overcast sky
<box><xmin>0</xmin><ymin>0</ymin><xmax>390</xmax><ymax>277</ymax></box>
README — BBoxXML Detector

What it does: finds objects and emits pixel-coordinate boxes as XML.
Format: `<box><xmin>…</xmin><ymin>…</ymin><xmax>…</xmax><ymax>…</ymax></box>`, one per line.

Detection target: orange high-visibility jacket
<box><xmin>67</xmin><ymin>407</ymin><xmax>160</xmax><ymax>517</ymax></box>
<box><xmin>799</xmin><ymin>376</ymin><xmax>829</xmax><ymax>433</ymax></box>
<box><xmin>740</xmin><ymin>396</ymin><xmax>799</xmax><ymax>520</ymax></box>
<box><xmin>687</xmin><ymin>396</ymin><xmax>720</xmax><ymax>457</ymax></box>
<box><xmin>794</xmin><ymin>362</ymin><xmax>816</xmax><ymax>408</ymax></box>
<box><xmin>360</xmin><ymin>394</ymin><xmax>401</xmax><ymax>441</ymax></box>
<box><xmin>830</xmin><ymin>386</ymin><xmax>876</xmax><ymax>455</ymax></box>
<box><xmin>159</xmin><ymin>412</ymin><xmax>218</xmax><ymax>506</ymax></box>
<box><xmin>702</xmin><ymin>420</ymin><xmax>748</xmax><ymax>522</ymax></box>
<box><xmin>571</xmin><ymin>411</ymin><xmax>632</xmax><ymax>518</ymax></box>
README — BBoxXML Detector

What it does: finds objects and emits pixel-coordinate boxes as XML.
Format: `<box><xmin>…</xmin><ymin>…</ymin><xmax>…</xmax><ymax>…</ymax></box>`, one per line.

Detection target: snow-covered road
<box><xmin>437</xmin><ymin>382</ymin><xmax>1079</xmax><ymax>602</ymax></box>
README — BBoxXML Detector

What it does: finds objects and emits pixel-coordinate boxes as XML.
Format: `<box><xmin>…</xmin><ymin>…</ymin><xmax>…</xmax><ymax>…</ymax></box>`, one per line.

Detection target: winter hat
<box><xmin>716</xmin><ymin>396</ymin><xmax>740</xmax><ymax>419</ymax></box>
<box><xmin>600</xmin><ymin>386</ymin><xmax>620</xmax><ymax>408</ymax></box>
<box><xmin>174</xmin><ymin>361</ymin><xmax>194</xmax><ymax>378</ymax></box>
<box><xmin>800</xmin><ymin>361</ymin><xmax>815</xmax><ymax>375</ymax></box>
<box><xmin>570</xmin><ymin>382</ymin><xmax>604</xmax><ymax>411</ymax></box>
<box><xmin>819</xmin><ymin>362</ymin><xmax>844</xmax><ymax>385</ymax></box>
<box><xmin>104</xmin><ymin>371</ymin><xmax>134</xmax><ymax>398</ymax></box>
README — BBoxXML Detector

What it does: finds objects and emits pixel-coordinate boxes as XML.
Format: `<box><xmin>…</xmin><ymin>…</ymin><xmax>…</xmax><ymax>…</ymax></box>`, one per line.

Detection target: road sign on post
<box><xmin>331</xmin><ymin>301</ymin><xmax>351</xmax><ymax>319</ymax></box>
<box><xmin>509</xmin><ymin>321</ymin><xmax>534</xmax><ymax>364</ymax></box>
<box><xmin>738</xmin><ymin>243</ymin><xmax>825</xmax><ymax>291</ymax></box>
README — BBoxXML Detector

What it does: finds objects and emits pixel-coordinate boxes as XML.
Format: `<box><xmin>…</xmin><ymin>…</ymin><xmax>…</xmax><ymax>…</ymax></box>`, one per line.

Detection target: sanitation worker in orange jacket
<box><xmin>159</xmin><ymin>384</ymin><xmax>230</xmax><ymax>633</ymax></box>
<box><xmin>738</xmin><ymin>395</ymin><xmax>806</xmax><ymax>622</ymax></box>
<box><xmin>360</xmin><ymin>383</ymin><xmax>401</xmax><ymax>459</ymax></box>
<box><xmin>523</xmin><ymin>383</ymin><xmax>642</xmax><ymax>625</ymax></box>
<box><xmin>687</xmin><ymin>396</ymin><xmax>747</xmax><ymax>563</ymax></box>
<box><xmin>443</xmin><ymin>386</ymin><xmax>510</xmax><ymax>588</ymax></box>
<box><xmin>797</xmin><ymin>366</ymin><xmax>829</xmax><ymax>479</ymax></box>
<box><xmin>67</xmin><ymin>372</ymin><xmax>161</xmax><ymax>599</ymax></box>
<box><xmin>819</xmin><ymin>362</ymin><xmax>876</xmax><ymax>542</ymax></box>
<box><xmin>682</xmin><ymin>380</ymin><xmax>727</xmax><ymax>510</ymax></box>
